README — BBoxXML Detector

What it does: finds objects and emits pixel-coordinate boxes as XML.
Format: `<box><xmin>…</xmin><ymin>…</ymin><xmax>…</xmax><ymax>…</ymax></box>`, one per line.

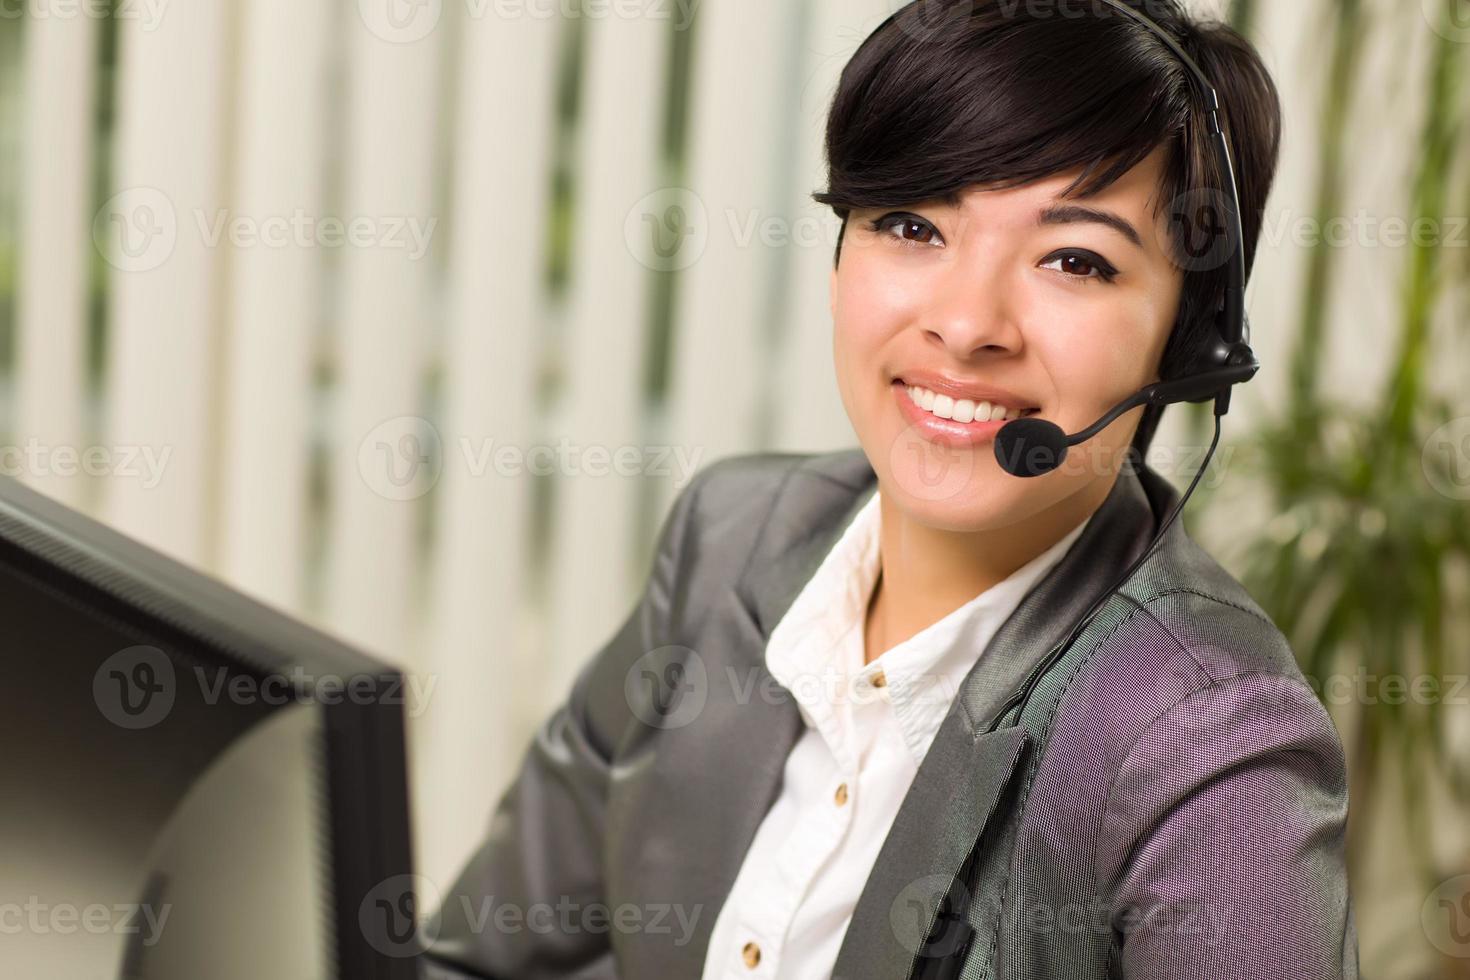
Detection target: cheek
<box><xmin>1023</xmin><ymin>290</ymin><xmax>1168</xmax><ymax>414</ymax></box>
<box><xmin>1018</xmin><ymin>290</ymin><xmax>1173</xmax><ymax>485</ymax></box>
<box><xmin>833</xmin><ymin>251</ymin><xmax>913</xmax><ymax>343</ymax></box>
<box><xmin>832</xmin><ymin>252</ymin><xmax>915</xmax><ymax>401</ymax></box>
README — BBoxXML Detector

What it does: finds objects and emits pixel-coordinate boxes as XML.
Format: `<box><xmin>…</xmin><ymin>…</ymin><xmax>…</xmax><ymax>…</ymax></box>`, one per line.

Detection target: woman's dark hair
<box><xmin>812</xmin><ymin>0</ymin><xmax>1282</xmax><ymax>458</ymax></box>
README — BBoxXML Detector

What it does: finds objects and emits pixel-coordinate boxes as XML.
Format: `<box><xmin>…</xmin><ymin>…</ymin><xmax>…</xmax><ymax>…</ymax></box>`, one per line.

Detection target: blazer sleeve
<box><xmin>1097</xmin><ymin>670</ymin><xmax>1359</xmax><ymax>980</ymax></box>
<box><xmin>418</xmin><ymin>468</ymin><xmax>711</xmax><ymax>980</ymax></box>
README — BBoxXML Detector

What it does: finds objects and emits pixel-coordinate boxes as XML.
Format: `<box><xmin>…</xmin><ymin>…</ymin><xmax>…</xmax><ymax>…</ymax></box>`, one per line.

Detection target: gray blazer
<box><xmin>421</xmin><ymin>447</ymin><xmax>1358</xmax><ymax>979</ymax></box>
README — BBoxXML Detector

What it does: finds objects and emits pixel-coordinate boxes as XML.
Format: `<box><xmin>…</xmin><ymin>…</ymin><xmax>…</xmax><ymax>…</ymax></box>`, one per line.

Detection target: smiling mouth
<box><xmin>894</xmin><ymin>380</ymin><xmax>1040</xmax><ymax>424</ymax></box>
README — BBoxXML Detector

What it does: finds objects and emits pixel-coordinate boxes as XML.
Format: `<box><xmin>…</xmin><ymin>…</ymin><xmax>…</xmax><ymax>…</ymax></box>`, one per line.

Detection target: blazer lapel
<box><xmin>665</xmin><ymin>456</ymin><xmax>880</xmax><ymax>973</ymax></box>
<box><xmin>830</xmin><ymin>461</ymin><xmax>1165</xmax><ymax>980</ymax></box>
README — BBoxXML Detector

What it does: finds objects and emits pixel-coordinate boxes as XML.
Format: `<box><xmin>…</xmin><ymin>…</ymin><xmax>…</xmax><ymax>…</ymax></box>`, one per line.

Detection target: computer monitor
<box><xmin>0</xmin><ymin>474</ymin><xmax>420</xmax><ymax>980</ymax></box>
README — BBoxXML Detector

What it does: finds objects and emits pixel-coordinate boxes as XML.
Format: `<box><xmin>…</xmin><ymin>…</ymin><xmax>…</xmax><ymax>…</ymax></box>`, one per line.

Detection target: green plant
<box><xmin>1206</xmin><ymin>0</ymin><xmax>1470</xmax><ymax>919</ymax></box>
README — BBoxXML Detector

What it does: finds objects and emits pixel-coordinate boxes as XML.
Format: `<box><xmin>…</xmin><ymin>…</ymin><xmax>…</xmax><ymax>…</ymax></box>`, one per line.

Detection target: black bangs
<box><xmin>813</xmin><ymin>0</ymin><xmax>1283</xmax><ymax>455</ymax></box>
<box><xmin>813</xmin><ymin>7</ymin><xmax>1190</xmax><ymax>218</ymax></box>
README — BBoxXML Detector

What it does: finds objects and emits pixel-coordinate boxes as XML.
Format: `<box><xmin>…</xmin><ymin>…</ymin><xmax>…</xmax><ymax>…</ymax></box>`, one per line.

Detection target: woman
<box><xmin>423</xmin><ymin>2</ymin><xmax>1357</xmax><ymax>978</ymax></box>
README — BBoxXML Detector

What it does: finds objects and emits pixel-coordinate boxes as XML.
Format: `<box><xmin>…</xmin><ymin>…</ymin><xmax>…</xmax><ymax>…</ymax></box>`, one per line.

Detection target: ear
<box><xmin>828</xmin><ymin>265</ymin><xmax>838</xmax><ymax>322</ymax></box>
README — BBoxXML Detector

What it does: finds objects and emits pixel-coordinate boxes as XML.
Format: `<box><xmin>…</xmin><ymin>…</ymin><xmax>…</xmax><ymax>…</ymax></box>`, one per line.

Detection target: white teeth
<box><xmin>902</xmin><ymin>384</ymin><xmax>1034</xmax><ymax>423</ymax></box>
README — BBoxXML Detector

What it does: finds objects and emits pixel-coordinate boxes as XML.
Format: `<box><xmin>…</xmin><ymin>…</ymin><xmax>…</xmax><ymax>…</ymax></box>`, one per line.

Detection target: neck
<box><xmin>863</xmin><ymin>474</ymin><xmax>1113</xmax><ymax>665</ymax></box>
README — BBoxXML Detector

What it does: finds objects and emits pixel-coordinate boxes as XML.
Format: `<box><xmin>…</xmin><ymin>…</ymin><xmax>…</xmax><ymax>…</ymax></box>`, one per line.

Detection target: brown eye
<box><xmin>894</xmin><ymin>218</ymin><xmax>937</xmax><ymax>245</ymax></box>
<box><xmin>1041</xmin><ymin>249</ymin><xmax>1119</xmax><ymax>283</ymax></box>
<box><xmin>868</xmin><ymin>213</ymin><xmax>943</xmax><ymax>248</ymax></box>
<box><xmin>1059</xmin><ymin>254</ymin><xmax>1097</xmax><ymax>277</ymax></box>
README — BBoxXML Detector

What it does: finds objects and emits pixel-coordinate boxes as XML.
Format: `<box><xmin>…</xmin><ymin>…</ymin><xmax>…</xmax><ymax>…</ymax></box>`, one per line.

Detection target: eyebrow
<box><xmin>928</xmin><ymin>193</ymin><xmax>1144</xmax><ymax>251</ymax></box>
<box><xmin>1036</xmin><ymin>203</ymin><xmax>1144</xmax><ymax>250</ymax></box>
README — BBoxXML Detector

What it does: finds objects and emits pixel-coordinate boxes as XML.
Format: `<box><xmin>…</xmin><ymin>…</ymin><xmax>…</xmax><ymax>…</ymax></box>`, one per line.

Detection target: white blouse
<box><xmin>700</xmin><ymin>488</ymin><xmax>1091</xmax><ymax>979</ymax></box>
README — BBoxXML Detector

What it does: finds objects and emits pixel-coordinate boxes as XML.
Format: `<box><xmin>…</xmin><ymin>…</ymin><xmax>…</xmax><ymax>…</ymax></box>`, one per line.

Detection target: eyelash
<box><xmin>865</xmin><ymin>212</ymin><xmax>1120</xmax><ymax>284</ymax></box>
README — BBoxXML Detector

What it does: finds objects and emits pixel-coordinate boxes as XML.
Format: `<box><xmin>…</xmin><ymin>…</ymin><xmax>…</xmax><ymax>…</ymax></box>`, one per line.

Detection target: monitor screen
<box><xmin>0</xmin><ymin>477</ymin><xmax>417</xmax><ymax>980</ymax></box>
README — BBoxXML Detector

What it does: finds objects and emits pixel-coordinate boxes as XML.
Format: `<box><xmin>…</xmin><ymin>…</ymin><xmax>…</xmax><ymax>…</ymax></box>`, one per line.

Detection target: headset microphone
<box><xmin>993</xmin><ymin>340</ymin><xmax>1260</xmax><ymax>477</ymax></box>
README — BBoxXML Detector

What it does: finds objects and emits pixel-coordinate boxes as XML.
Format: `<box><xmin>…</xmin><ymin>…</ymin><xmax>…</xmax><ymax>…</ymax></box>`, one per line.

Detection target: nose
<box><xmin>920</xmin><ymin>254</ymin><xmax>1024</xmax><ymax>360</ymax></box>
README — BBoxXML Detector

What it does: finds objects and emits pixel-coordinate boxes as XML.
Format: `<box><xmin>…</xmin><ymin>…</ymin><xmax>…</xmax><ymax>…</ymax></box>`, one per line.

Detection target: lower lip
<box><xmin>892</xmin><ymin>380</ymin><xmax>1023</xmax><ymax>451</ymax></box>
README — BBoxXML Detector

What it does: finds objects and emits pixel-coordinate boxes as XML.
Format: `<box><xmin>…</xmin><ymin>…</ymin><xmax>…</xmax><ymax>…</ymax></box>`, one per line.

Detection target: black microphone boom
<box><xmin>993</xmin><ymin>348</ymin><xmax>1259</xmax><ymax>478</ymax></box>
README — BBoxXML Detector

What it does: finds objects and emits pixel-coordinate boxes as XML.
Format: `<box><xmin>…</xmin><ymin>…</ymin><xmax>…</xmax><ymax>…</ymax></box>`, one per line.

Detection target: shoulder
<box><xmin>627</xmin><ymin>447</ymin><xmax>869</xmax><ymax>629</ymax></box>
<box><xmin>667</xmin><ymin>446</ymin><xmax>873</xmax><ymax>565</ymax></box>
<box><xmin>1038</xmin><ymin>462</ymin><xmax>1347</xmax><ymax>783</ymax></box>
<box><xmin>1041</xmin><ymin>509</ymin><xmax>1353</xmax><ymax>918</ymax></box>
<box><xmin>1115</xmin><ymin>488</ymin><xmax>1305</xmax><ymax>690</ymax></box>
<box><xmin>1055</xmin><ymin>482</ymin><xmax>1349</xmax><ymax>820</ymax></box>
<box><xmin>680</xmin><ymin>446</ymin><xmax>871</xmax><ymax>514</ymax></box>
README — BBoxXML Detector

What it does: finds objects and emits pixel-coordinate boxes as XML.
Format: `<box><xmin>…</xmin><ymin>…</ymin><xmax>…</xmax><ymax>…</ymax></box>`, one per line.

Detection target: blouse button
<box><xmin>742</xmin><ymin>941</ymin><xmax>761</xmax><ymax>968</ymax></box>
<box><xmin>834</xmin><ymin>782</ymin><xmax>849</xmax><ymax>806</ymax></box>
<box><xmin>871</xmin><ymin>669</ymin><xmax>887</xmax><ymax>688</ymax></box>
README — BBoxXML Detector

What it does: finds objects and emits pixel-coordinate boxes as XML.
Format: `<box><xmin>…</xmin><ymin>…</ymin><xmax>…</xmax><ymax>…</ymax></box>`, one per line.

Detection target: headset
<box><xmin>893</xmin><ymin>2</ymin><xmax>1263</xmax><ymax>977</ymax></box>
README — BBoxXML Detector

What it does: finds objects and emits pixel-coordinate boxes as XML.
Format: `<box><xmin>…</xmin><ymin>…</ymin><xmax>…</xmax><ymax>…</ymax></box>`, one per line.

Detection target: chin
<box><xmin>873</xmin><ymin>432</ymin><xmax>1049</xmax><ymax>533</ymax></box>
